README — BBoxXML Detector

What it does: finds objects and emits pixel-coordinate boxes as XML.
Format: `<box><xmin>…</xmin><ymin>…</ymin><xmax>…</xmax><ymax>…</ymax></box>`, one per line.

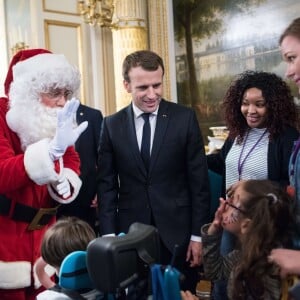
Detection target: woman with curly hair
<box><xmin>207</xmin><ymin>70</ymin><xmax>299</xmax><ymax>300</ymax></box>
<box><xmin>202</xmin><ymin>179</ymin><xmax>295</xmax><ymax>300</ymax></box>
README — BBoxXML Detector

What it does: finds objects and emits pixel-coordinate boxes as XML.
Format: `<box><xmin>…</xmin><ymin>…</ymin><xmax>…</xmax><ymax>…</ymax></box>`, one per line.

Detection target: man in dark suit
<box><xmin>57</xmin><ymin>103</ymin><xmax>103</xmax><ymax>234</ymax></box>
<box><xmin>97</xmin><ymin>50</ymin><xmax>210</xmax><ymax>295</ymax></box>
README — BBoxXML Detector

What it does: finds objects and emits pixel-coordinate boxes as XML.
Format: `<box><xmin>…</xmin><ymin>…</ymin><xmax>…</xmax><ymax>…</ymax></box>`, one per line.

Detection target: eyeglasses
<box><xmin>225</xmin><ymin>200</ymin><xmax>246</xmax><ymax>214</ymax></box>
<box><xmin>42</xmin><ymin>89</ymin><xmax>73</xmax><ymax>100</ymax></box>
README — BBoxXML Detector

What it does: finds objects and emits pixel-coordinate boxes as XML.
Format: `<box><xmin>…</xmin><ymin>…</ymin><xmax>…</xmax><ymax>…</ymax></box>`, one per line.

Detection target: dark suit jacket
<box><xmin>97</xmin><ymin>99</ymin><xmax>210</xmax><ymax>251</ymax></box>
<box><xmin>57</xmin><ymin>104</ymin><xmax>103</xmax><ymax>231</ymax></box>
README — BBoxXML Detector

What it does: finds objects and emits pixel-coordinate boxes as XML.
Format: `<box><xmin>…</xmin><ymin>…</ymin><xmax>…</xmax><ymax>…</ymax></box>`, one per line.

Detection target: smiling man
<box><xmin>97</xmin><ymin>50</ymin><xmax>211</xmax><ymax>298</ymax></box>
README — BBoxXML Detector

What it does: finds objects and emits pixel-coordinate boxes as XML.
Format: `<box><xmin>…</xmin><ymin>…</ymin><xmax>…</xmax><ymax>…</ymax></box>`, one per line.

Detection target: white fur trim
<box><xmin>33</xmin><ymin>260</ymin><xmax>56</xmax><ymax>289</ymax></box>
<box><xmin>10</xmin><ymin>53</ymin><xmax>80</xmax><ymax>109</ymax></box>
<box><xmin>24</xmin><ymin>139</ymin><xmax>61</xmax><ymax>185</ymax></box>
<box><xmin>37</xmin><ymin>290</ymin><xmax>70</xmax><ymax>299</ymax></box>
<box><xmin>47</xmin><ymin>168</ymin><xmax>82</xmax><ymax>204</ymax></box>
<box><xmin>0</xmin><ymin>261</ymin><xmax>31</xmax><ymax>289</ymax></box>
<box><xmin>12</xmin><ymin>54</ymin><xmax>80</xmax><ymax>92</ymax></box>
<box><xmin>13</xmin><ymin>54</ymin><xmax>65</xmax><ymax>78</ymax></box>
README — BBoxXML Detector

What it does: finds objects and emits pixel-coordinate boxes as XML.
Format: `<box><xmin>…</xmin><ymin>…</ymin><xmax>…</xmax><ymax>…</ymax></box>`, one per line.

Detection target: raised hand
<box><xmin>48</xmin><ymin>98</ymin><xmax>88</xmax><ymax>160</ymax></box>
<box><xmin>207</xmin><ymin>198</ymin><xmax>226</xmax><ymax>235</ymax></box>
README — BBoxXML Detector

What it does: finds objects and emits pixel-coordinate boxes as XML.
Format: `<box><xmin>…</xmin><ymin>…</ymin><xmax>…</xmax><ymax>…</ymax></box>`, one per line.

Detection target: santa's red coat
<box><xmin>0</xmin><ymin>97</ymin><xmax>81</xmax><ymax>295</ymax></box>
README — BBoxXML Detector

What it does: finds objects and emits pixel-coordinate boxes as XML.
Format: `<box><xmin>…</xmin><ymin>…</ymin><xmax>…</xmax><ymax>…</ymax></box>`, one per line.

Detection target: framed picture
<box><xmin>172</xmin><ymin>0</ymin><xmax>300</xmax><ymax>143</ymax></box>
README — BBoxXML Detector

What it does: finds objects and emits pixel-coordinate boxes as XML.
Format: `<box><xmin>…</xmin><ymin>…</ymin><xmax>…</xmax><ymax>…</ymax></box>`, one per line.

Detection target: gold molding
<box><xmin>100</xmin><ymin>27</ymin><xmax>116</xmax><ymax>115</ymax></box>
<box><xmin>147</xmin><ymin>0</ymin><xmax>171</xmax><ymax>101</ymax></box>
<box><xmin>112</xmin><ymin>26</ymin><xmax>148</xmax><ymax>111</ymax></box>
<box><xmin>42</xmin><ymin>0</ymin><xmax>79</xmax><ymax>16</ymax></box>
<box><xmin>113</xmin><ymin>25</ymin><xmax>148</xmax><ymax>30</ymax></box>
<box><xmin>44</xmin><ymin>19</ymin><xmax>85</xmax><ymax>101</ymax></box>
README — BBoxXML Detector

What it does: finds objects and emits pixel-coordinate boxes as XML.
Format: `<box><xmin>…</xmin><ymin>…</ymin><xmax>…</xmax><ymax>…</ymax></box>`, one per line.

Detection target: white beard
<box><xmin>6</xmin><ymin>99</ymin><xmax>60</xmax><ymax>151</ymax></box>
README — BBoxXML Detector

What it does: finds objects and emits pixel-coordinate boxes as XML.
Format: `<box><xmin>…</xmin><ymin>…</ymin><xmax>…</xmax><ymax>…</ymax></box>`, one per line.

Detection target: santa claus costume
<box><xmin>0</xmin><ymin>49</ymin><xmax>86</xmax><ymax>300</ymax></box>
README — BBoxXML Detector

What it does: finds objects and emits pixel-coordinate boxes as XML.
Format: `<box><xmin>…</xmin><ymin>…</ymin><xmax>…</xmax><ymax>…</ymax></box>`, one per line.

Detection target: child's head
<box><xmin>223</xmin><ymin>179</ymin><xmax>294</xmax><ymax>246</ymax></box>
<box><xmin>41</xmin><ymin>217</ymin><xmax>96</xmax><ymax>269</ymax></box>
<box><xmin>227</xmin><ymin>180</ymin><xmax>295</xmax><ymax>299</ymax></box>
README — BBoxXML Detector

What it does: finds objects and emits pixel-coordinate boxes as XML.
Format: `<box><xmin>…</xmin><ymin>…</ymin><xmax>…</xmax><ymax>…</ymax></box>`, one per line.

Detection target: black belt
<box><xmin>0</xmin><ymin>194</ymin><xmax>59</xmax><ymax>230</ymax></box>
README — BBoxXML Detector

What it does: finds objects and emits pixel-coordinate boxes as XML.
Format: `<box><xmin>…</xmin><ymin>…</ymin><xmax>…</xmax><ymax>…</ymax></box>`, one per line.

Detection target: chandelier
<box><xmin>78</xmin><ymin>0</ymin><xmax>115</xmax><ymax>27</ymax></box>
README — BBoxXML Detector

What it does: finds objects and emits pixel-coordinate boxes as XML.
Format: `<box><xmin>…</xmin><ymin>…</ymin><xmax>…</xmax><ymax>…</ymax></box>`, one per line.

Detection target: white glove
<box><xmin>51</xmin><ymin>176</ymin><xmax>71</xmax><ymax>199</ymax></box>
<box><xmin>48</xmin><ymin>98</ymin><xmax>88</xmax><ymax>161</ymax></box>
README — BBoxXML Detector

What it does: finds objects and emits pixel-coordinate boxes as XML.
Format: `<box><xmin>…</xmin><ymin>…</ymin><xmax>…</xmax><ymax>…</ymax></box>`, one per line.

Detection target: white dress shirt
<box><xmin>132</xmin><ymin>102</ymin><xmax>158</xmax><ymax>153</ymax></box>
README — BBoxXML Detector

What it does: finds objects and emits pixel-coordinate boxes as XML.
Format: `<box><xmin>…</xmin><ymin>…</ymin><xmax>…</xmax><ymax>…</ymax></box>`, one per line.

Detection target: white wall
<box><xmin>0</xmin><ymin>0</ymin><xmax>8</xmax><ymax>96</ymax></box>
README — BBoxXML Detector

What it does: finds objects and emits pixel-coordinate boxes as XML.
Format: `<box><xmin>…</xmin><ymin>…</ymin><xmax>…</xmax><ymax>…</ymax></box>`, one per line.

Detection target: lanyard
<box><xmin>238</xmin><ymin>129</ymin><xmax>267</xmax><ymax>180</ymax></box>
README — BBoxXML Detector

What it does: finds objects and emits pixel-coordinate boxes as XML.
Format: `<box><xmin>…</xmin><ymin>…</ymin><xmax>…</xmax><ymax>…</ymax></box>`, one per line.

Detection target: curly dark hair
<box><xmin>232</xmin><ymin>180</ymin><xmax>295</xmax><ymax>299</ymax></box>
<box><xmin>223</xmin><ymin>70</ymin><xmax>299</xmax><ymax>143</ymax></box>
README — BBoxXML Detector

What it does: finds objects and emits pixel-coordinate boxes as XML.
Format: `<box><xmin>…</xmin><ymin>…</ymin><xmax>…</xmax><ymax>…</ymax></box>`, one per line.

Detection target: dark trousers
<box><xmin>127</xmin><ymin>212</ymin><xmax>200</xmax><ymax>299</ymax></box>
<box><xmin>126</xmin><ymin>239</ymin><xmax>199</xmax><ymax>300</ymax></box>
<box><xmin>158</xmin><ymin>238</ymin><xmax>200</xmax><ymax>293</ymax></box>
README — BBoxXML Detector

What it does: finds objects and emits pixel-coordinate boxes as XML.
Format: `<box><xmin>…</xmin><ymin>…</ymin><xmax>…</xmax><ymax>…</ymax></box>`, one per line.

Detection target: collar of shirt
<box><xmin>132</xmin><ymin>102</ymin><xmax>158</xmax><ymax>151</ymax></box>
<box><xmin>132</xmin><ymin>102</ymin><xmax>159</xmax><ymax>119</ymax></box>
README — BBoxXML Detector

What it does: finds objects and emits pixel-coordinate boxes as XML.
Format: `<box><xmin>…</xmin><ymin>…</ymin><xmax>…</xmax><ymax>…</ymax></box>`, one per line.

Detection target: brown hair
<box><xmin>41</xmin><ymin>217</ymin><xmax>96</xmax><ymax>268</ymax></box>
<box><xmin>279</xmin><ymin>17</ymin><xmax>300</xmax><ymax>45</ymax></box>
<box><xmin>122</xmin><ymin>50</ymin><xmax>164</xmax><ymax>82</ymax></box>
<box><xmin>232</xmin><ymin>180</ymin><xmax>295</xmax><ymax>299</ymax></box>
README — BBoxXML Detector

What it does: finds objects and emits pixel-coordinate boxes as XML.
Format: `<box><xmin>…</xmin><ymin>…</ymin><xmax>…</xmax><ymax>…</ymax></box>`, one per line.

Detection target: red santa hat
<box><xmin>5</xmin><ymin>48</ymin><xmax>80</xmax><ymax>100</ymax></box>
<box><xmin>4</xmin><ymin>48</ymin><xmax>52</xmax><ymax>96</ymax></box>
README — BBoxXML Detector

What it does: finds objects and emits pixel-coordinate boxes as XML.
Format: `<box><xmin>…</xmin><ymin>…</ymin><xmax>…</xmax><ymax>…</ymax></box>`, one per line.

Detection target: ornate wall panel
<box><xmin>44</xmin><ymin>19</ymin><xmax>85</xmax><ymax>101</ymax></box>
<box><xmin>42</xmin><ymin>0</ymin><xmax>78</xmax><ymax>15</ymax></box>
<box><xmin>147</xmin><ymin>0</ymin><xmax>177</xmax><ymax>102</ymax></box>
<box><xmin>112</xmin><ymin>0</ymin><xmax>148</xmax><ymax>111</ymax></box>
<box><xmin>113</xmin><ymin>27</ymin><xmax>148</xmax><ymax>111</ymax></box>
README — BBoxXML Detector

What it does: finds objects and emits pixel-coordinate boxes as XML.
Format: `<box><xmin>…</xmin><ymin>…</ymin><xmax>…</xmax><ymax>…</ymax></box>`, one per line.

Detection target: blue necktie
<box><xmin>141</xmin><ymin>113</ymin><xmax>151</xmax><ymax>170</ymax></box>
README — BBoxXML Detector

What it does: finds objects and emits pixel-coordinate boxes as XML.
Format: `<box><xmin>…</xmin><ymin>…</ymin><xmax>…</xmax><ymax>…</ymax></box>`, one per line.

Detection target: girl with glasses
<box><xmin>201</xmin><ymin>179</ymin><xmax>295</xmax><ymax>299</ymax></box>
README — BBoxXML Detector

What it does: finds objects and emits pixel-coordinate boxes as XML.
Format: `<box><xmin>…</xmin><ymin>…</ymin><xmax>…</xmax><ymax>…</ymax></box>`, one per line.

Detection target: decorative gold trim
<box><xmin>78</xmin><ymin>0</ymin><xmax>114</xmax><ymax>27</ymax></box>
<box><xmin>11</xmin><ymin>42</ymin><xmax>29</xmax><ymax>56</ymax></box>
<box><xmin>113</xmin><ymin>25</ymin><xmax>148</xmax><ymax>30</ymax></box>
<box><xmin>115</xmin><ymin>17</ymin><xmax>145</xmax><ymax>22</ymax></box>
<box><xmin>42</xmin><ymin>0</ymin><xmax>79</xmax><ymax>16</ymax></box>
<box><xmin>147</xmin><ymin>0</ymin><xmax>171</xmax><ymax>101</ymax></box>
<box><xmin>44</xmin><ymin>19</ymin><xmax>85</xmax><ymax>101</ymax></box>
<box><xmin>101</xmin><ymin>28</ymin><xmax>116</xmax><ymax>115</ymax></box>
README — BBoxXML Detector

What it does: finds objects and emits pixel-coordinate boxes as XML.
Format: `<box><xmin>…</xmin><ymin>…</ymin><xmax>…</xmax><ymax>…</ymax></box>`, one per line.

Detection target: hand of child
<box><xmin>180</xmin><ymin>290</ymin><xmax>198</xmax><ymax>300</ymax></box>
<box><xmin>207</xmin><ymin>198</ymin><xmax>226</xmax><ymax>235</ymax></box>
<box><xmin>35</xmin><ymin>257</ymin><xmax>56</xmax><ymax>289</ymax></box>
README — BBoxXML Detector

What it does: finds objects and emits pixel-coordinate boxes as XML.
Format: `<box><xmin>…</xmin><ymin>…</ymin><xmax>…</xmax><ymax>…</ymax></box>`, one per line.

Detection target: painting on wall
<box><xmin>172</xmin><ymin>0</ymin><xmax>300</xmax><ymax>143</ymax></box>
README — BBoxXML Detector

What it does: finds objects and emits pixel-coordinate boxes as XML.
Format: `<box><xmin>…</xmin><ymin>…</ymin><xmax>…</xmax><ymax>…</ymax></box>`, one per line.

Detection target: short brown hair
<box><xmin>41</xmin><ymin>217</ymin><xmax>96</xmax><ymax>268</ymax></box>
<box><xmin>279</xmin><ymin>17</ymin><xmax>300</xmax><ymax>44</ymax></box>
<box><xmin>122</xmin><ymin>50</ymin><xmax>164</xmax><ymax>82</ymax></box>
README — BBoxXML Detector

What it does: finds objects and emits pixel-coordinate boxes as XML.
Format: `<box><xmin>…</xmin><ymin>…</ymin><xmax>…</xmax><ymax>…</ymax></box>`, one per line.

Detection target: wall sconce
<box><xmin>78</xmin><ymin>0</ymin><xmax>115</xmax><ymax>28</ymax></box>
<box><xmin>11</xmin><ymin>42</ymin><xmax>29</xmax><ymax>56</ymax></box>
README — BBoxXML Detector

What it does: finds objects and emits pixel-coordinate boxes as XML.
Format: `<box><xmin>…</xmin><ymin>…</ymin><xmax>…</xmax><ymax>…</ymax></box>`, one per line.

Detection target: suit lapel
<box><xmin>149</xmin><ymin>100</ymin><xmax>169</xmax><ymax>173</ymax></box>
<box><xmin>124</xmin><ymin>105</ymin><xmax>148</xmax><ymax>176</ymax></box>
<box><xmin>76</xmin><ymin>104</ymin><xmax>85</xmax><ymax>124</ymax></box>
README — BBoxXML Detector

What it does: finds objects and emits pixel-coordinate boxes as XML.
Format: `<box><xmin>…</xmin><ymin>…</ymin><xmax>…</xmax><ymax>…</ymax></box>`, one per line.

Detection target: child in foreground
<box><xmin>36</xmin><ymin>216</ymin><xmax>102</xmax><ymax>300</ymax></box>
<box><xmin>201</xmin><ymin>180</ymin><xmax>294</xmax><ymax>300</ymax></box>
<box><xmin>200</xmin><ymin>180</ymin><xmax>295</xmax><ymax>299</ymax></box>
